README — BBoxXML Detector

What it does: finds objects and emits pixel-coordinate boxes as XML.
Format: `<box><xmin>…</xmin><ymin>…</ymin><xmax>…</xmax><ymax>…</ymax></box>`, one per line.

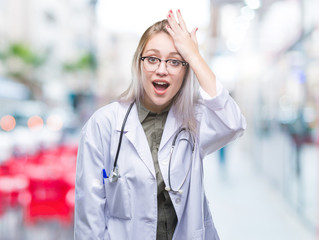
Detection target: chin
<box><xmin>149</xmin><ymin>97</ymin><xmax>171</xmax><ymax>110</ymax></box>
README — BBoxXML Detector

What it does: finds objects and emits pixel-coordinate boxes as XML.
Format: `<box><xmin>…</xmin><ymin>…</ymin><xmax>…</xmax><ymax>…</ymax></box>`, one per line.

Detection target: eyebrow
<box><xmin>144</xmin><ymin>49</ymin><xmax>182</xmax><ymax>58</ymax></box>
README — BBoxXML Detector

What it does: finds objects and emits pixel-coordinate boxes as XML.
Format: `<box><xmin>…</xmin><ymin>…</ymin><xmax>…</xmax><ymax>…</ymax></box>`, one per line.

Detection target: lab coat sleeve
<box><xmin>74</xmin><ymin>110</ymin><xmax>111</xmax><ymax>239</ymax></box>
<box><xmin>198</xmin><ymin>80</ymin><xmax>246</xmax><ymax>157</ymax></box>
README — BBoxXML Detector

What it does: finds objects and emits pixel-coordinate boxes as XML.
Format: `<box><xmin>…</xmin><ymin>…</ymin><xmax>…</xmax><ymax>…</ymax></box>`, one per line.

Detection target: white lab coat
<box><xmin>74</xmin><ymin>83</ymin><xmax>246</xmax><ymax>240</ymax></box>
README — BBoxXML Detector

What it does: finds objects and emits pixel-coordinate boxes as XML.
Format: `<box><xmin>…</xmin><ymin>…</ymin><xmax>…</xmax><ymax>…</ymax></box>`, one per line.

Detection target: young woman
<box><xmin>74</xmin><ymin>10</ymin><xmax>246</xmax><ymax>240</ymax></box>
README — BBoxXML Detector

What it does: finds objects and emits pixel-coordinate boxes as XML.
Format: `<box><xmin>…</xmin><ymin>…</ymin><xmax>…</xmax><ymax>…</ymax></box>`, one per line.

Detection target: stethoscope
<box><xmin>109</xmin><ymin>102</ymin><xmax>195</xmax><ymax>194</ymax></box>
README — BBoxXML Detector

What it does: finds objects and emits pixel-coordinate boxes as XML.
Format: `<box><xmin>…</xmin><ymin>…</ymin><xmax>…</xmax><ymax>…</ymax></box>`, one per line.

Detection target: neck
<box><xmin>141</xmin><ymin>99</ymin><xmax>172</xmax><ymax>114</ymax></box>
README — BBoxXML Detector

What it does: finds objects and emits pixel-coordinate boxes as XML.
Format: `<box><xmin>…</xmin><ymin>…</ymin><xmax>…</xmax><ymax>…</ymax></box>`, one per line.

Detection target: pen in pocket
<box><xmin>102</xmin><ymin>169</ymin><xmax>108</xmax><ymax>184</ymax></box>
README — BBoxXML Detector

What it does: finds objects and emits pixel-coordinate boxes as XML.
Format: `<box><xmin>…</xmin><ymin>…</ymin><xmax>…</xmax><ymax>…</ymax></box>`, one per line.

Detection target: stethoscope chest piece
<box><xmin>109</xmin><ymin>167</ymin><xmax>120</xmax><ymax>183</ymax></box>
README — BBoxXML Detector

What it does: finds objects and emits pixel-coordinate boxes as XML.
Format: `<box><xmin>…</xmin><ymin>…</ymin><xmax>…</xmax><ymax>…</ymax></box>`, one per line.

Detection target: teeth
<box><xmin>154</xmin><ymin>82</ymin><xmax>168</xmax><ymax>85</ymax></box>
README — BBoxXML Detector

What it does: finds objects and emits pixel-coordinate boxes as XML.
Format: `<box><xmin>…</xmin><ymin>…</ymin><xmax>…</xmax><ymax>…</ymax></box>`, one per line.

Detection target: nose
<box><xmin>155</xmin><ymin>61</ymin><xmax>168</xmax><ymax>75</ymax></box>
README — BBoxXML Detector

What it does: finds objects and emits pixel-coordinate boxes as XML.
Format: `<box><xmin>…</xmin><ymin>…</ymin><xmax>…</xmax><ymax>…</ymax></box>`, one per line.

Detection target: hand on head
<box><xmin>166</xmin><ymin>9</ymin><xmax>199</xmax><ymax>63</ymax></box>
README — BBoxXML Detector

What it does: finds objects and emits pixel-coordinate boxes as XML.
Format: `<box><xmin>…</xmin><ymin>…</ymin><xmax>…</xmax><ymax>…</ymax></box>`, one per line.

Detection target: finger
<box><xmin>167</xmin><ymin>10</ymin><xmax>181</xmax><ymax>33</ymax></box>
<box><xmin>165</xmin><ymin>24</ymin><xmax>175</xmax><ymax>37</ymax></box>
<box><xmin>176</xmin><ymin>9</ymin><xmax>188</xmax><ymax>32</ymax></box>
<box><xmin>190</xmin><ymin>27</ymin><xmax>198</xmax><ymax>44</ymax></box>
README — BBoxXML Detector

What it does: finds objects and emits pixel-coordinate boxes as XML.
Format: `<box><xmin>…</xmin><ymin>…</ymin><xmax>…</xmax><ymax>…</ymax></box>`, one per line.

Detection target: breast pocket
<box><xmin>104</xmin><ymin>176</ymin><xmax>132</xmax><ymax>220</ymax></box>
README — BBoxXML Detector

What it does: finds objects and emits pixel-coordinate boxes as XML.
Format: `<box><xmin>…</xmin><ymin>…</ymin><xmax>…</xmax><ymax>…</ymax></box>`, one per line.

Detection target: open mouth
<box><xmin>152</xmin><ymin>81</ymin><xmax>170</xmax><ymax>91</ymax></box>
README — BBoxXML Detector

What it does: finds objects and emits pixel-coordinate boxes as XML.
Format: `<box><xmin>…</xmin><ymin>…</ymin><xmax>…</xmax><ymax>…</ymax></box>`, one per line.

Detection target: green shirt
<box><xmin>138</xmin><ymin>104</ymin><xmax>177</xmax><ymax>240</ymax></box>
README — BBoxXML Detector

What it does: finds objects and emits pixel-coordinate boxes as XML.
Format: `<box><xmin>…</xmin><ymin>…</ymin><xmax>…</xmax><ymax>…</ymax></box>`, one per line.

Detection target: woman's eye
<box><xmin>169</xmin><ymin>60</ymin><xmax>180</xmax><ymax>67</ymax></box>
<box><xmin>148</xmin><ymin>57</ymin><xmax>158</xmax><ymax>63</ymax></box>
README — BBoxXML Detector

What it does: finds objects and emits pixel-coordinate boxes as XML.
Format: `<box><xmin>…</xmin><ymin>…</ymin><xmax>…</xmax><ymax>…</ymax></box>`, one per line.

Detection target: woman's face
<box><xmin>141</xmin><ymin>32</ymin><xmax>187</xmax><ymax>113</ymax></box>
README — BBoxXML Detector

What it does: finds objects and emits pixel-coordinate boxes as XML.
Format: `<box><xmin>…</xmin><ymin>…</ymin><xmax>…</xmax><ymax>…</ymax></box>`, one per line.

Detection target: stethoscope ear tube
<box><xmin>165</xmin><ymin>186</ymin><xmax>183</xmax><ymax>194</ymax></box>
<box><xmin>167</xmin><ymin>128</ymin><xmax>195</xmax><ymax>194</ymax></box>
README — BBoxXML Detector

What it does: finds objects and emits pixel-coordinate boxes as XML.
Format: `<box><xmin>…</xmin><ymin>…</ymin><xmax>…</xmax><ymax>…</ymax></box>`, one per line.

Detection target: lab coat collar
<box><xmin>159</xmin><ymin>104</ymin><xmax>182</xmax><ymax>152</ymax></box>
<box><xmin>115</xmin><ymin>102</ymin><xmax>182</xmax><ymax>177</ymax></box>
<box><xmin>116</xmin><ymin>102</ymin><xmax>156</xmax><ymax>178</ymax></box>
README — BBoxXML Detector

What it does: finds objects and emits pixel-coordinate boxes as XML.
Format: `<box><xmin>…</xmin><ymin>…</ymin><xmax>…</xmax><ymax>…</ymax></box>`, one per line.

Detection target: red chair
<box><xmin>23</xmin><ymin>173</ymin><xmax>73</xmax><ymax>225</ymax></box>
<box><xmin>22</xmin><ymin>145</ymin><xmax>77</xmax><ymax>226</ymax></box>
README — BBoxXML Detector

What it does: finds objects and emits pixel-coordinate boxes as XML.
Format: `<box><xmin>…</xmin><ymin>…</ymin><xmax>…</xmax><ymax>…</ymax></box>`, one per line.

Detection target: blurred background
<box><xmin>0</xmin><ymin>0</ymin><xmax>318</xmax><ymax>239</ymax></box>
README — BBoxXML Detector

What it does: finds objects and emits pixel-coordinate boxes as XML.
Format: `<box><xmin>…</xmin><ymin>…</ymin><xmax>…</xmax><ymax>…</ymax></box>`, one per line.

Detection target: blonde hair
<box><xmin>119</xmin><ymin>19</ymin><xmax>199</xmax><ymax>134</ymax></box>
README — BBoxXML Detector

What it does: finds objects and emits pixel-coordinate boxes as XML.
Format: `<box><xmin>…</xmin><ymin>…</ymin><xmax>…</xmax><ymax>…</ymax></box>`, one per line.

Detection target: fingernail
<box><xmin>196</xmin><ymin>27</ymin><xmax>198</xmax><ymax>31</ymax></box>
<box><xmin>170</xmin><ymin>10</ymin><xmax>173</xmax><ymax>14</ymax></box>
<box><xmin>178</xmin><ymin>9</ymin><xmax>180</xmax><ymax>13</ymax></box>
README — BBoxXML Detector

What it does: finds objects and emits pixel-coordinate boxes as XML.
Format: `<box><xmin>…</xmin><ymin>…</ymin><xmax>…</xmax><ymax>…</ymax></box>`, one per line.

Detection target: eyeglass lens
<box><xmin>142</xmin><ymin>57</ymin><xmax>186</xmax><ymax>73</ymax></box>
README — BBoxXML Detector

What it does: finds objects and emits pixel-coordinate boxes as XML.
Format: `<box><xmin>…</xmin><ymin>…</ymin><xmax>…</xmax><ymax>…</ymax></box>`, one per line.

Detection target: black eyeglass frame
<box><xmin>140</xmin><ymin>56</ymin><xmax>188</xmax><ymax>68</ymax></box>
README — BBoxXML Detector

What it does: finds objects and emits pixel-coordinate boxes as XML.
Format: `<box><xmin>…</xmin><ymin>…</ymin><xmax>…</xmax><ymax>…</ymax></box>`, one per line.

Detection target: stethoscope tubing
<box><xmin>167</xmin><ymin>128</ymin><xmax>195</xmax><ymax>194</ymax></box>
<box><xmin>111</xmin><ymin>101</ymin><xmax>195</xmax><ymax>195</ymax></box>
<box><xmin>113</xmin><ymin>101</ymin><xmax>135</xmax><ymax>172</ymax></box>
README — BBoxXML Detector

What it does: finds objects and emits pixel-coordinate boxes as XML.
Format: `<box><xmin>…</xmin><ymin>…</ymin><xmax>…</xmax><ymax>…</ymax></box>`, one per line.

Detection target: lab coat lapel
<box><xmin>116</xmin><ymin>103</ymin><xmax>155</xmax><ymax>178</ymax></box>
<box><xmin>159</xmin><ymin>104</ymin><xmax>182</xmax><ymax>151</ymax></box>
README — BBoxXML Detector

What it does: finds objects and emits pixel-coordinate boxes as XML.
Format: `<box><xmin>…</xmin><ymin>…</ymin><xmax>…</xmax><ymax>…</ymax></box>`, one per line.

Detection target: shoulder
<box><xmin>82</xmin><ymin>101</ymin><xmax>124</xmax><ymax>133</ymax></box>
<box><xmin>91</xmin><ymin>101</ymin><xmax>120</xmax><ymax>121</ymax></box>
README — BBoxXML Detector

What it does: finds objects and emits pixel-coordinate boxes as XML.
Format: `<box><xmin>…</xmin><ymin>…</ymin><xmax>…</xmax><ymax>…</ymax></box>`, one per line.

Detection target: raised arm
<box><xmin>166</xmin><ymin>9</ymin><xmax>246</xmax><ymax>156</ymax></box>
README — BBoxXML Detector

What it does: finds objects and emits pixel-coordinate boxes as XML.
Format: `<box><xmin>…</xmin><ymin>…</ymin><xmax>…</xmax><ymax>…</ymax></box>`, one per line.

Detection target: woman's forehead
<box><xmin>144</xmin><ymin>48</ymin><xmax>181</xmax><ymax>57</ymax></box>
<box><xmin>143</xmin><ymin>33</ymin><xmax>180</xmax><ymax>57</ymax></box>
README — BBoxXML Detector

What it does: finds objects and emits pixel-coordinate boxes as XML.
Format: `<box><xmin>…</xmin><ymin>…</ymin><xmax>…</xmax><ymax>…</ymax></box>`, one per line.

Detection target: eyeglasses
<box><xmin>140</xmin><ymin>56</ymin><xmax>188</xmax><ymax>74</ymax></box>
